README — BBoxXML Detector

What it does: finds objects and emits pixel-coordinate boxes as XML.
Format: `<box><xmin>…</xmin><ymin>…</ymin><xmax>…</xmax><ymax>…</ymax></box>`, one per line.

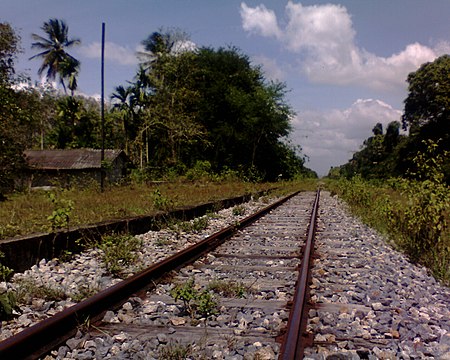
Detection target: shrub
<box><xmin>151</xmin><ymin>188</ymin><xmax>174</xmax><ymax>211</ymax></box>
<box><xmin>185</xmin><ymin>160</ymin><xmax>213</xmax><ymax>181</ymax></box>
<box><xmin>47</xmin><ymin>192</ymin><xmax>74</xmax><ymax>231</ymax></box>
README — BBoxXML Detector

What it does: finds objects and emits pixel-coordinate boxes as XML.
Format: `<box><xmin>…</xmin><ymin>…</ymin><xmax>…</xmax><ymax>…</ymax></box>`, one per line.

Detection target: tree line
<box><xmin>0</xmin><ymin>20</ymin><xmax>316</xmax><ymax>196</ymax></box>
<box><xmin>330</xmin><ymin>54</ymin><xmax>450</xmax><ymax>184</ymax></box>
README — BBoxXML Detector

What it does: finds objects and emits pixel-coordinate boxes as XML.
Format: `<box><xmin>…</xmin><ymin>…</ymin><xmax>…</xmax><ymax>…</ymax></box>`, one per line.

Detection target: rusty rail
<box><xmin>279</xmin><ymin>189</ymin><xmax>320</xmax><ymax>359</ymax></box>
<box><xmin>0</xmin><ymin>191</ymin><xmax>301</xmax><ymax>360</ymax></box>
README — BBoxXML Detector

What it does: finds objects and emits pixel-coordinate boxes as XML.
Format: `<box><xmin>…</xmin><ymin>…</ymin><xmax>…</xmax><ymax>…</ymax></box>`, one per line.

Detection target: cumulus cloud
<box><xmin>240</xmin><ymin>1</ymin><xmax>448</xmax><ymax>91</ymax></box>
<box><xmin>292</xmin><ymin>99</ymin><xmax>402</xmax><ymax>175</ymax></box>
<box><xmin>252</xmin><ymin>55</ymin><xmax>286</xmax><ymax>81</ymax></box>
<box><xmin>77</xmin><ymin>41</ymin><xmax>138</xmax><ymax>66</ymax></box>
<box><xmin>240</xmin><ymin>3</ymin><xmax>282</xmax><ymax>38</ymax></box>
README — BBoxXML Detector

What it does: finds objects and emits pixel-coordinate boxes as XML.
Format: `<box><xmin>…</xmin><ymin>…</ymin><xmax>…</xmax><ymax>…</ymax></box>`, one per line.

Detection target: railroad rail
<box><xmin>0</xmin><ymin>190</ymin><xmax>320</xmax><ymax>359</ymax></box>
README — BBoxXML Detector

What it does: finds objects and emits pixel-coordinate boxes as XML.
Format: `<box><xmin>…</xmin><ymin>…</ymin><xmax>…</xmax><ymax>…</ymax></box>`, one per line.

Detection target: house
<box><xmin>24</xmin><ymin>149</ymin><xmax>131</xmax><ymax>188</ymax></box>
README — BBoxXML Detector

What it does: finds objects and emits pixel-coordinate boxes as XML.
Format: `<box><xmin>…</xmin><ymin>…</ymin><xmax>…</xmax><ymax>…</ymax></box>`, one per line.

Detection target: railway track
<box><xmin>1</xmin><ymin>190</ymin><xmax>449</xmax><ymax>359</ymax></box>
<box><xmin>0</xmin><ymin>190</ymin><xmax>321</xmax><ymax>359</ymax></box>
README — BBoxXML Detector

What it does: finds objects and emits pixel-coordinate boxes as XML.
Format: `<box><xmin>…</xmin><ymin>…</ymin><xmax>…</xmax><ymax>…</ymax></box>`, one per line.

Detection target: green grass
<box><xmin>0</xmin><ymin>179</ymin><xmax>318</xmax><ymax>240</ymax></box>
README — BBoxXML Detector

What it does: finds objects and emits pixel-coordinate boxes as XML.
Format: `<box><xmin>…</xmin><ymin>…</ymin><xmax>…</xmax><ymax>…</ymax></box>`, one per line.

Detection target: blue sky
<box><xmin>2</xmin><ymin>0</ymin><xmax>450</xmax><ymax>175</ymax></box>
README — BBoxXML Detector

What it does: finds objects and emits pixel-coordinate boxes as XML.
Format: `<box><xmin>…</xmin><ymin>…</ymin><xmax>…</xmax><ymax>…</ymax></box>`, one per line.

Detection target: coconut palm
<box><xmin>30</xmin><ymin>18</ymin><xmax>80</xmax><ymax>94</ymax></box>
<box><xmin>111</xmin><ymin>85</ymin><xmax>133</xmax><ymax>153</ymax></box>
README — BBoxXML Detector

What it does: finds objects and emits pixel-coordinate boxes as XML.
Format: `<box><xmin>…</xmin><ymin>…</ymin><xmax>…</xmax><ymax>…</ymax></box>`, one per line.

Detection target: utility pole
<box><xmin>100</xmin><ymin>22</ymin><xmax>105</xmax><ymax>192</ymax></box>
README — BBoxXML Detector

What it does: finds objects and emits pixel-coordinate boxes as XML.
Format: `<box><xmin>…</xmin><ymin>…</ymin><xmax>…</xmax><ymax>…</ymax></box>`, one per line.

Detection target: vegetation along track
<box><xmin>0</xmin><ymin>190</ymin><xmax>320</xmax><ymax>359</ymax></box>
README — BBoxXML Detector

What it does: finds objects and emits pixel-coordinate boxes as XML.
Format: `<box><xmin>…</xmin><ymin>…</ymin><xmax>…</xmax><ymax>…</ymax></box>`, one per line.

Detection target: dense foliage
<box><xmin>112</xmin><ymin>33</ymin><xmax>313</xmax><ymax>181</ymax></box>
<box><xmin>0</xmin><ymin>23</ymin><xmax>27</xmax><ymax>197</ymax></box>
<box><xmin>0</xmin><ymin>23</ymin><xmax>315</xmax><ymax>198</ymax></box>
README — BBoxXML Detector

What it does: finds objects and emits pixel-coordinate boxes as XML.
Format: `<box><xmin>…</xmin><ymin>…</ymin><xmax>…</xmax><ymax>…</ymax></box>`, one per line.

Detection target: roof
<box><xmin>24</xmin><ymin>149</ymin><xmax>126</xmax><ymax>170</ymax></box>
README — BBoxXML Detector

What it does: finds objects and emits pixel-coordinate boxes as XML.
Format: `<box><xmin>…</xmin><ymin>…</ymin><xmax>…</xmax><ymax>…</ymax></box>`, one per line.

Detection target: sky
<box><xmin>2</xmin><ymin>0</ymin><xmax>450</xmax><ymax>176</ymax></box>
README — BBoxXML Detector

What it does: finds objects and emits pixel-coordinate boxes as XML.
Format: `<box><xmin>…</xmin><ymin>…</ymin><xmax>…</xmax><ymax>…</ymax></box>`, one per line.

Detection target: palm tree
<box><xmin>30</xmin><ymin>18</ymin><xmax>81</xmax><ymax>94</ymax></box>
<box><xmin>111</xmin><ymin>85</ymin><xmax>132</xmax><ymax>153</ymax></box>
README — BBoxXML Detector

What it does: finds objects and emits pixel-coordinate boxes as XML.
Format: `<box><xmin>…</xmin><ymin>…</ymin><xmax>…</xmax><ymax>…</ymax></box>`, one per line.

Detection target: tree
<box><xmin>137</xmin><ymin>28</ymin><xmax>191</xmax><ymax>71</ymax></box>
<box><xmin>401</xmin><ymin>55</ymin><xmax>450</xmax><ymax>182</ymax></box>
<box><xmin>111</xmin><ymin>85</ymin><xmax>133</xmax><ymax>153</ymax></box>
<box><xmin>46</xmin><ymin>96</ymin><xmax>99</xmax><ymax>149</ymax></box>
<box><xmin>118</xmin><ymin>35</ymin><xmax>309</xmax><ymax>179</ymax></box>
<box><xmin>185</xmin><ymin>46</ymin><xmax>297</xmax><ymax>180</ymax></box>
<box><xmin>0</xmin><ymin>22</ymin><xmax>20</xmax><ymax>84</ymax></box>
<box><xmin>402</xmin><ymin>55</ymin><xmax>450</xmax><ymax>139</ymax></box>
<box><xmin>30</xmin><ymin>18</ymin><xmax>81</xmax><ymax>94</ymax></box>
<box><xmin>384</xmin><ymin>121</ymin><xmax>400</xmax><ymax>153</ymax></box>
<box><xmin>0</xmin><ymin>23</ymin><xmax>27</xmax><ymax>197</ymax></box>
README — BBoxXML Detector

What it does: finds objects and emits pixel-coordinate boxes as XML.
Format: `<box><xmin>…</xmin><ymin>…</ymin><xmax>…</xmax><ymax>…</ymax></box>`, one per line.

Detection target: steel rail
<box><xmin>279</xmin><ymin>189</ymin><xmax>320</xmax><ymax>359</ymax></box>
<box><xmin>0</xmin><ymin>191</ymin><xmax>301</xmax><ymax>360</ymax></box>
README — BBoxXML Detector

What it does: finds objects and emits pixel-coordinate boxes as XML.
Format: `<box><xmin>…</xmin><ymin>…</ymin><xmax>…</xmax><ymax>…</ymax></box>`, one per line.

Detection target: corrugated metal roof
<box><xmin>24</xmin><ymin>149</ymin><xmax>124</xmax><ymax>170</ymax></box>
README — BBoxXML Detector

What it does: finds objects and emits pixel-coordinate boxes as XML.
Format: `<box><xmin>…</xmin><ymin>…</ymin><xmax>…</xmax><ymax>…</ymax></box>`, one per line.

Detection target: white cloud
<box><xmin>78</xmin><ymin>42</ymin><xmax>138</xmax><ymax>66</ymax></box>
<box><xmin>240</xmin><ymin>3</ymin><xmax>281</xmax><ymax>38</ymax></box>
<box><xmin>241</xmin><ymin>1</ymin><xmax>447</xmax><ymax>92</ymax></box>
<box><xmin>292</xmin><ymin>99</ymin><xmax>402</xmax><ymax>176</ymax></box>
<box><xmin>252</xmin><ymin>55</ymin><xmax>286</xmax><ymax>81</ymax></box>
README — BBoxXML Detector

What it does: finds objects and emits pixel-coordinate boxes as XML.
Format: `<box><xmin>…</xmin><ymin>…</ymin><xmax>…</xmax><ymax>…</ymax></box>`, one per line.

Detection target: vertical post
<box><xmin>100</xmin><ymin>22</ymin><xmax>105</xmax><ymax>192</ymax></box>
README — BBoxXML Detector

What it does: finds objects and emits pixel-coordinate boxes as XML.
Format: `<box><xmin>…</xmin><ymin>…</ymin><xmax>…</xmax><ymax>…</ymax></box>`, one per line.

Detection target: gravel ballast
<box><xmin>304</xmin><ymin>191</ymin><xmax>450</xmax><ymax>360</ymax></box>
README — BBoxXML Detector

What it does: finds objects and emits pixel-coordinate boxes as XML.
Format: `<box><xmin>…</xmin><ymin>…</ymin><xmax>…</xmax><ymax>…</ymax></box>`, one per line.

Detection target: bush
<box><xmin>185</xmin><ymin>160</ymin><xmax>213</xmax><ymax>181</ymax></box>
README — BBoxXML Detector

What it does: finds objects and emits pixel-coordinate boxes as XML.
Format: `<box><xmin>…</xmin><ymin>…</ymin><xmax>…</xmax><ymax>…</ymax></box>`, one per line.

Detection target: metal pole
<box><xmin>100</xmin><ymin>22</ymin><xmax>105</xmax><ymax>192</ymax></box>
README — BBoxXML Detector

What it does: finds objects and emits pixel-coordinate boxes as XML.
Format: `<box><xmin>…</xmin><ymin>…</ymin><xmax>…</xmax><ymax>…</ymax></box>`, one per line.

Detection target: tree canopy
<box><xmin>0</xmin><ymin>23</ymin><xmax>27</xmax><ymax>197</ymax></box>
<box><xmin>30</xmin><ymin>18</ymin><xmax>81</xmax><ymax>95</ymax></box>
<box><xmin>402</xmin><ymin>54</ymin><xmax>450</xmax><ymax>133</ymax></box>
<box><xmin>110</xmin><ymin>33</ymin><xmax>313</xmax><ymax>180</ymax></box>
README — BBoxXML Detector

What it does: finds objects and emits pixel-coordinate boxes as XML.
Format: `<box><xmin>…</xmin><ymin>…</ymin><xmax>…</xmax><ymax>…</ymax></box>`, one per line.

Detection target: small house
<box><xmin>24</xmin><ymin>149</ymin><xmax>131</xmax><ymax>188</ymax></box>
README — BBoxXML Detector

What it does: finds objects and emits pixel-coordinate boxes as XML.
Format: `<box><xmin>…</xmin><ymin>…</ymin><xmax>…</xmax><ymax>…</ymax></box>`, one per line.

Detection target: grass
<box><xmin>0</xmin><ymin>179</ymin><xmax>318</xmax><ymax>240</ymax></box>
<box><xmin>207</xmin><ymin>279</ymin><xmax>251</xmax><ymax>298</ymax></box>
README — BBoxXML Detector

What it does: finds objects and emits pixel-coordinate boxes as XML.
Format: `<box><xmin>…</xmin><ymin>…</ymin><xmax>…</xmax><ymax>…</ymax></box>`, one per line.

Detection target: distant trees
<box><xmin>339</xmin><ymin>121</ymin><xmax>404</xmax><ymax>179</ymax></box>
<box><xmin>335</xmin><ymin>55</ymin><xmax>450</xmax><ymax>183</ymax></box>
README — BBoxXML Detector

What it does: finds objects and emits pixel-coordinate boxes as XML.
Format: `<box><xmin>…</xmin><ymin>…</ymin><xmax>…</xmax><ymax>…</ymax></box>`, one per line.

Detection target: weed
<box><xmin>99</xmin><ymin>233</ymin><xmax>143</xmax><ymax>278</ymax></box>
<box><xmin>0</xmin><ymin>251</ymin><xmax>14</xmax><ymax>281</ymax></box>
<box><xmin>185</xmin><ymin>160</ymin><xmax>213</xmax><ymax>181</ymax></box>
<box><xmin>328</xmin><ymin>141</ymin><xmax>449</xmax><ymax>283</ymax></box>
<box><xmin>178</xmin><ymin>216</ymin><xmax>209</xmax><ymax>233</ymax></box>
<box><xmin>195</xmin><ymin>290</ymin><xmax>218</xmax><ymax>317</ymax></box>
<box><xmin>170</xmin><ymin>278</ymin><xmax>198</xmax><ymax>315</ymax></box>
<box><xmin>0</xmin><ymin>224</ymin><xmax>19</xmax><ymax>239</ymax></box>
<box><xmin>155</xmin><ymin>237</ymin><xmax>174</xmax><ymax>247</ymax></box>
<box><xmin>15</xmin><ymin>278</ymin><xmax>67</xmax><ymax>304</ymax></box>
<box><xmin>0</xmin><ymin>180</ymin><xmax>282</xmax><ymax>239</ymax></box>
<box><xmin>152</xmin><ymin>188</ymin><xmax>174</xmax><ymax>211</ymax></box>
<box><xmin>70</xmin><ymin>283</ymin><xmax>100</xmax><ymax>302</ymax></box>
<box><xmin>58</xmin><ymin>249</ymin><xmax>74</xmax><ymax>262</ymax></box>
<box><xmin>232</xmin><ymin>205</ymin><xmax>246</xmax><ymax>216</ymax></box>
<box><xmin>47</xmin><ymin>192</ymin><xmax>74</xmax><ymax>231</ymax></box>
<box><xmin>207</xmin><ymin>279</ymin><xmax>247</xmax><ymax>298</ymax></box>
<box><xmin>0</xmin><ymin>291</ymin><xmax>18</xmax><ymax>320</ymax></box>
<box><xmin>224</xmin><ymin>334</ymin><xmax>238</xmax><ymax>351</ymax></box>
<box><xmin>170</xmin><ymin>278</ymin><xmax>219</xmax><ymax>318</ymax></box>
<box><xmin>158</xmin><ymin>342</ymin><xmax>193</xmax><ymax>360</ymax></box>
